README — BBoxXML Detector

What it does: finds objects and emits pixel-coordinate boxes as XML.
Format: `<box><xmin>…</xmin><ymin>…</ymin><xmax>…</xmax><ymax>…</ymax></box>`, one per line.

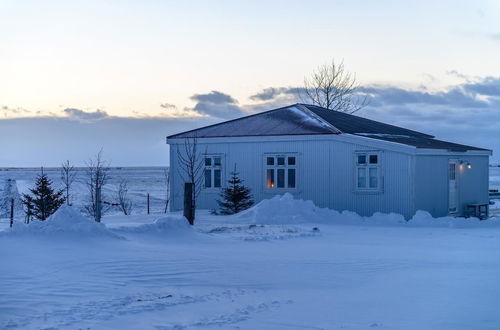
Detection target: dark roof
<box><xmin>303</xmin><ymin>104</ymin><xmax>433</xmax><ymax>138</ymax></box>
<box><xmin>354</xmin><ymin>134</ymin><xmax>487</xmax><ymax>152</ymax></box>
<box><xmin>167</xmin><ymin>104</ymin><xmax>489</xmax><ymax>152</ymax></box>
<box><xmin>167</xmin><ymin>105</ymin><xmax>338</xmax><ymax>139</ymax></box>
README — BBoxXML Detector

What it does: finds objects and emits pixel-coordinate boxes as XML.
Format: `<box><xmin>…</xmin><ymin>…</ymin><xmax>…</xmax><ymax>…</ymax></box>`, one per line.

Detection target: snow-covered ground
<box><xmin>1</xmin><ymin>167</ymin><xmax>500</xmax><ymax>329</ymax></box>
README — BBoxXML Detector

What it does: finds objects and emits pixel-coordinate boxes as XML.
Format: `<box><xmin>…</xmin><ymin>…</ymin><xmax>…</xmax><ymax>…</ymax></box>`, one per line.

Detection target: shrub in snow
<box><xmin>21</xmin><ymin>171</ymin><xmax>65</xmax><ymax>221</ymax></box>
<box><xmin>217</xmin><ymin>167</ymin><xmax>254</xmax><ymax>215</ymax></box>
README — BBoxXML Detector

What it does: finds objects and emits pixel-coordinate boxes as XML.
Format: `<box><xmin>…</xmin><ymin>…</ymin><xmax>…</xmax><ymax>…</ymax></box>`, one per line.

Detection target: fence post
<box><xmin>95</xmin><ymin>185</ymin><xmax>101</xmax><ymax>222</ymax></box>
<box><xmin>147</xmin><ymin>193</ymin><xmax>150</xmax><ymax>215</ymax></box>
<box><xmin>183</xmin><ymin>182</ymin><xmax>194</xmax><ymax>225</ymax></box>
<box><xmin>10</xmin><ymin>198</ymin><xmax>14</xmax><ymax>228</ymax></box>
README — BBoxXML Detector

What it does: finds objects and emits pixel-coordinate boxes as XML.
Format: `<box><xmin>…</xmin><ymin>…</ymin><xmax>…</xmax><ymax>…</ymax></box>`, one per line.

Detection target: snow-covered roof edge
<box><xmin>294</xmin><ymin>104</ymin><xmax>341</xmax><ymax>134</ymax></box>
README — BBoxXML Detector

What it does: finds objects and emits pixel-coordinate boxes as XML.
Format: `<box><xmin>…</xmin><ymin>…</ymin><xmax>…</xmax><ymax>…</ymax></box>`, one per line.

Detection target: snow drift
<box><xmin>3</xmin><ymin>205</ymin><xmax>120</xmax><ymax>238</ymax></box>
<box><xmin>234</xmin><ymin>193</ymin><xmax>499</xmax><ymax>227</ymax></box>
<box><xmin>235</xmin><ymin>193</ymin><xmax>334</xmax><ymax>224</ymax></box>
<box><xmin>112</xmin><ymin>215</ymin><xmax>195</xmax><ymax>237</ymax></box>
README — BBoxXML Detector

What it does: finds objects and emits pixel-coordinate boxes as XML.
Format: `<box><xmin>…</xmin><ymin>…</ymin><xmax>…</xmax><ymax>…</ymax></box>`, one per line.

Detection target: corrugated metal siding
<box><xmin>170</xmin><ymin>136</ymin><xmax>416</xmax><ymax>218</ymax></box>
<box><xmin>414</xmin><ymin>155</ymin><xmax>489</xmax><ymax>217</ymax></box>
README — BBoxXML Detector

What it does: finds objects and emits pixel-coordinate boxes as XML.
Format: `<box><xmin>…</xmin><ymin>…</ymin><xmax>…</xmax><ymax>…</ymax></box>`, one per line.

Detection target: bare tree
<box><xmin>176</xmin><ymin>137</ymin><xmax>204</xmax><ymax>224</ymax></box>
<box><xmin>117</xmin><ymin>179</ymin><xmax>132</xmax><ymax>215</ymax></box>
<box><xmin>83</xmin><ymin>150</ymin><xmax>110</xmax><ymax>222</ymax></box>
<box><xmin>60</xmin><ymin>160</ymin><xmax>77</xmax><ymax>205</ymax></box>
<box><xmin>302</xmin><ymin>59</ymin><xmax>368</xmax><ymax>113</ymax></box>
<box><xmin>163</xmin><ymin>168</ymin><xmax>170</xmax><ymax>213</ymax></box>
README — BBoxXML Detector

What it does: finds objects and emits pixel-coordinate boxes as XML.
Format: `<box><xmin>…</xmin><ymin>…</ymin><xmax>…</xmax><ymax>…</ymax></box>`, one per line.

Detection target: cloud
<box><xmin>358</xmin><ymin>85</ymin><xmax>489</xmax><ymax>108</ymax></box>
<box><xmin>160</xmin><ymin>103</ymin><xmax>176</xmax><ymax>109</ymax></box>
<box><xmin>1</xmin><ymin>105</ymin><xmax>31</xmax><ymax>117</ymax></box>
<box><xmin>157</xmin><ymin>103</ymin><xmax>203</xmax><ymax>118</ymax></box>
<box><xmin>489</xmin><ymin>33</ymin><xmax>500</xmax><ymax>40</ymax></box>
<box><xmin>63</xmin><ymin>108</ymin><xmax>109</xmax><ymax>121</ymax></box>
<box><xmin>191</xmin><ymin>91</ymin><xmax>237</xmax><ymax>104</ymax></box>
<box><xmin>189</xmin><ymin>90</ymin><xmax>245</xmax><ymax>119</ymax></box>
<box><xmin>462</xmin><ymin>77</ymin><xmax>500</xmax><ymax>96</ymax></box>
<box><xmin>249</xmin><ymin>87</ymin><xmax>302</xmax><ymax>102</ymax></box>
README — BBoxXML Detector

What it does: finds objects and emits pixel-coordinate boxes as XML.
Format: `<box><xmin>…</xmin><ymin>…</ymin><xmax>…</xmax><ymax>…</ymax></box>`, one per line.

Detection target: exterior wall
<box><xmin>414</xmin><ymin>154</ymin><xmax>490</xmax><ymax>217</ymax></box>
<box><xmin>169</xmin><ymin>135</ymin><xmax>417</xmax><ymax>219</ymax></box>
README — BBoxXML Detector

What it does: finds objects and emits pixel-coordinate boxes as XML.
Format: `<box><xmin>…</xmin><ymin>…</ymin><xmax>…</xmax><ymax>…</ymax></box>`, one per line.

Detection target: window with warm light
<box><xmin>265</xmin><ymin>154</ymin><xmax>297</xmax><ymax>189</ymax></box>
<box><xmin>204</xmin><ymin>155</ymin><xmax>222</xmax><ymax>189</ymax></box>
<box><xmin>355</xmin><ymin>152</ymin><xmax>381</xmax><ymax>191</ymax></box>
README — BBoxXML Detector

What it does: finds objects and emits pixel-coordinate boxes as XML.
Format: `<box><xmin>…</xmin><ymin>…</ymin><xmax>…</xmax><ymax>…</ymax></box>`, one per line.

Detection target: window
<box><xmin>204</xmin><ymin>155</ymin><xmax>222</xmax><ymax>188</ymax></box>
<box><xmin>265</xmin><ymin>155</ymin><xmax>297</xmax><ymax>189</ymax></box>
<box><xmin>356</xmin><ymin>152</ymin><xmax>380</xmax><ymax>191</ymax></box>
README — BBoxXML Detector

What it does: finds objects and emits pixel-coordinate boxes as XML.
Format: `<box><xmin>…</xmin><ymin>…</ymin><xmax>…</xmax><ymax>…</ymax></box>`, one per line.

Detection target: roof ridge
<box><xmin>294</xmin><ymin>104</ymin><xmax>341</xmax><ymax>134</ymax></box>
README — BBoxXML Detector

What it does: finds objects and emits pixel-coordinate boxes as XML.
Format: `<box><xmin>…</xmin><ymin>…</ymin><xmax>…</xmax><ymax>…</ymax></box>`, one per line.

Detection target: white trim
<box><xmin>168</xmin><ymin>133</ymin><xmax>491</xmax><ymax>157</ymax></box>
<box><xmin>414</xmin><ymin>149</ymin><xmax>492</xmax><ymax>156</ymax></box>
<box><xmin>169</xmin><ymin>133</ymin><xmax>416</xmax><ymax>154</ymax></box>
<box><xmin>354</xmin><ymin>151</ymin><xmax>383</xmax><ymax>193</ymax></box>
<box><xmin>263</xmin><ymin>153</ymin><xmax>298</xmax><ymax>191</ymax></box>
<box><xmin>202</xmin><ymin>154</ymin><xmax>224</xmax><ymax>191</ymax></box>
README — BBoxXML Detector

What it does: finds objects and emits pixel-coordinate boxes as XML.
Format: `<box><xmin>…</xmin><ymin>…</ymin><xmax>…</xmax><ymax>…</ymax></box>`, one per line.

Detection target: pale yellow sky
<box><xmin>1</xmin><ymin>0</ymin><xmax>500</xmax><ymax>119</ymax></box>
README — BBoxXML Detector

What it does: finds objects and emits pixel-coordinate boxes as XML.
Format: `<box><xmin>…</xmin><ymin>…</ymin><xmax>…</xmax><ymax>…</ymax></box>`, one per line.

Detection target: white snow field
<box><xmin>1</xmin><ymin>167</ymin><xmax>500</xmax><ymax>329</ymax></box>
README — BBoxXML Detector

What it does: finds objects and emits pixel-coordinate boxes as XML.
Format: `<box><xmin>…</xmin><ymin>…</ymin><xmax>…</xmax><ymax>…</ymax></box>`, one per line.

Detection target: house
<box><xmin>167</xmin><ymin>104</ymin><xmax>491</xmax><ymax>219</ymax></box>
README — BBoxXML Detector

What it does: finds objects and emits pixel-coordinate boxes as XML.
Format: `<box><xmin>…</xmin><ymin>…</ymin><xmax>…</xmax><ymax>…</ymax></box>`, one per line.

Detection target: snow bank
<box><xmin>153</xmin><ymin>215</ymin><xmax>194</xmax><ymax>233</ymax></box>
<box><xmin>4</xmin><ymin>205</ymin><xmax>121</xmax><ymax>238</ymax></box>
<box><xmin>408</xmin><ymin>210</ymin><xmax>500</xmax><ymax>228</ymax></box>
<box><xmin>113</xmin><ymin>215</ymin><xmax>195</xmax><ymax>236</ymax></box>
<box><xmin>235</xmin><ymin>193</ymin><xmax>395</xmax><ymax>225</ymax></box>
<box><xmin>234</xmin><ymin>193</ymin><xmax>499</xmax><ymax>227</ymax></box>
<box><xmin>235</xmin><ymin>193</ymin><xmax>334</xmax><ymax>224</ymax></box>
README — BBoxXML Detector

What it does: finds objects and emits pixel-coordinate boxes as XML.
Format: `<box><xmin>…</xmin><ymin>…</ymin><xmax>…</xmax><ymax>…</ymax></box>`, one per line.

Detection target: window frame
<box><xmin>354</xmin><ymin>151</ymin><xmax>382</xmax><ymax>193</ymax></box>
<box><xmin>263</xmin><ymin>153</ymin><xmax>298</xmax><ymax>191</ymax></box>
<box><xmin>203</xmin><ymin>154</ymin><xmax>224</xmax><ymax>190</ymax></box>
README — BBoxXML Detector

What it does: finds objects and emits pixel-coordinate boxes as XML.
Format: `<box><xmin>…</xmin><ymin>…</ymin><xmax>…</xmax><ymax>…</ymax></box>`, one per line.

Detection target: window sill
<box><xmin>263</xmin><ymin>188</ymin><xmax>299</xmax><ymax>193</ymax></box>
<box><xmin>202</xmin><ymin>188</ymin><xmax>222</xmax><ymax>193</ymax></box>
<box><xmin>353</xmin><ymin>189</ymin><xmax>384</xmax><ymax>195</ymax></box>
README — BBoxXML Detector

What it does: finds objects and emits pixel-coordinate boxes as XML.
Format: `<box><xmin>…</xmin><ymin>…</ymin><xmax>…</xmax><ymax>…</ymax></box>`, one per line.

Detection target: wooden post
<box><xmin>147</xmin><ymin>193</ymin><xmax>150</xmax><ymax>215</ymax></box>
<box><xmin>183</xmin><ymin>182</ymin><xmax>194</xmax><ymax>225</ymax></box>
<box><xmin>10</xmin><ymin>198</ymin><xmax>14</xmax><ymax>228</ymax></box>
<box><xmin>95</xmin><ymin>185</ymin><xmax>101</xmax><ymax>222</ymax></box>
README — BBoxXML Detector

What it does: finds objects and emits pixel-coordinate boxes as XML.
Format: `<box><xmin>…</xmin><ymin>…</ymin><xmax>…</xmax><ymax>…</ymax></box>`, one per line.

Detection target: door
<box><xmin>448</xmin><ymin>160</ymin><xmax>458</xmax><ymax>213</ymax></box>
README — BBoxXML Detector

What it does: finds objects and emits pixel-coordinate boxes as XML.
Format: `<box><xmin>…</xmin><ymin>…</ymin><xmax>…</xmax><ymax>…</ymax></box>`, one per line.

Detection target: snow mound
<box><xmin>408</xmin><ymin>210</ymin><xmax>500</xmax><ymax>228</ymax></box>
<box><xmin>233</xmin><ymin>193</ymin><xmax>499</xmax><ymax>227</ymax></box>
<box><xmin>5</xmin><ymin>205</ymin><xmax>121</xmax><ymax>238</ymax></box>
<box><xmin>153</xmin><ymin>215</ymin><xmax>193</xmax><ymax>233</ymax></box>
<box><xmin>114</xmin><ymin>215</ymin><xmax>194</xmax><ymax>236</ymax></box>
<box><xmin>235</xmin><ymin>193</ymin><xmax>335</xmax><ymax>224</ymax></box>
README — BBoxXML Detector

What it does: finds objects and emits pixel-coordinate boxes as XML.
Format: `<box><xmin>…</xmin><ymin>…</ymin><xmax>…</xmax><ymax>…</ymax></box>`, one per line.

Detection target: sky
<box><xmin>1</xmin><ymin>0</ymin><xmax>500</xmax><ymax>166</ymax></box>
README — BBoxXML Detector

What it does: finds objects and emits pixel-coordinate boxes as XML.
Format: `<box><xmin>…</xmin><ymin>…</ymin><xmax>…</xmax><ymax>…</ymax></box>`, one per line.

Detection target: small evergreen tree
<box><xmin>22</xmin><ymin>169</ymin><xmax>66</xmax><ymax>221</ymax></box>
<box><xmin>217</xmin><ymin>165</ymin><xmax>254</xmax><ymax>215</ymax></box>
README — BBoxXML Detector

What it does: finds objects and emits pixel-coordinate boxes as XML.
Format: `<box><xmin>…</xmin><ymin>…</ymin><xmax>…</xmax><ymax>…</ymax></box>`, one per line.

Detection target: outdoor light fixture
<box><xmin>467</xmin><ymin>162</ymin><xmax>472</xmax><ymax>169</ymax></box>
